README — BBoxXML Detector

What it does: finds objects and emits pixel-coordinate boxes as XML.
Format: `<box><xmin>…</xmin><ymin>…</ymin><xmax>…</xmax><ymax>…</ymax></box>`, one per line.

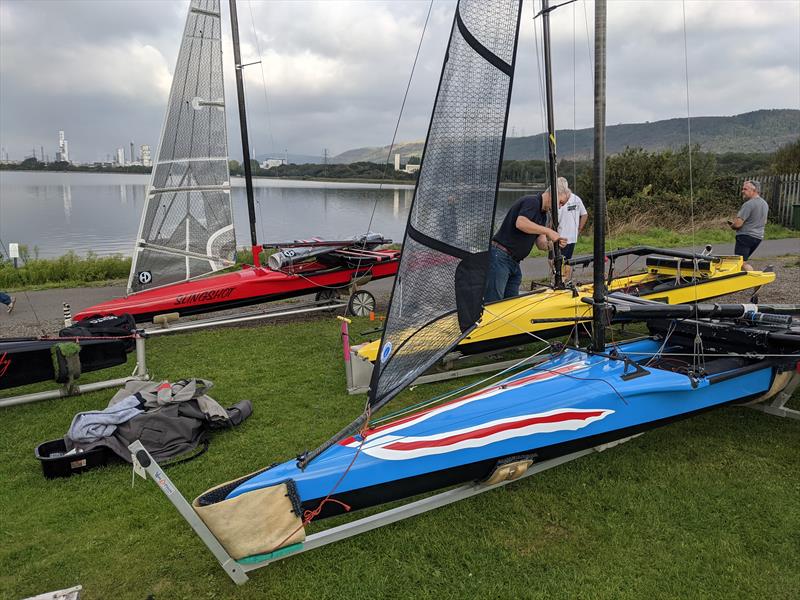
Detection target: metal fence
<box><xmin>742</xmin><ymin>172</ymin><xmax>800</xmax><ymax>227</ymax></box>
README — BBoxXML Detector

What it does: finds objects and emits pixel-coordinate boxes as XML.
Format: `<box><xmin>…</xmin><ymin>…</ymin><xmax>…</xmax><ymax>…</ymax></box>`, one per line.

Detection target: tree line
<box><xmin>227</xmin><ymin>159</ymin><xmax>417</xmax><ymax>181</ymax></box>
<box><xmin>4</xmin><ymin>139</ymin><xmax>796</xmax><ymax>191</ymax></box>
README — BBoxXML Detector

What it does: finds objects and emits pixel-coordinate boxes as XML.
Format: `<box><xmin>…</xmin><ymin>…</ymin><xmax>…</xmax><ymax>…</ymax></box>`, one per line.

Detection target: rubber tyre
<box><xmin>348</xmin><ymin>290</ymin><xmax>376</xmax><ymax>317</ymax></box>
<box><xmin>315</xmin><ymin>289</ymin><xmax>339</xmax><ymax>303</ymax></box>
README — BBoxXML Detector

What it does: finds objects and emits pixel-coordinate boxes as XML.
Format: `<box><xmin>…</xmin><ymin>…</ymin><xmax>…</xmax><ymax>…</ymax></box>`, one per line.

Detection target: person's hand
<box><xmin>558</xmin><ymin>237</ymin><xmax>568</xmax><ymax>248</ymax></box>
<box><xmin>545</xmin><ymin>229</ymin><xmax>561</xmax><ymax>243</ymax></box>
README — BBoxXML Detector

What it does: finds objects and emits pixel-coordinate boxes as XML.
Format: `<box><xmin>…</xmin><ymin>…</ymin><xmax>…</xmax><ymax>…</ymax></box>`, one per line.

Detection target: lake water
<box><xmin>0</xmin><ymin>171</ymin><xmax>535</xmax><ymax>258</ymax></box>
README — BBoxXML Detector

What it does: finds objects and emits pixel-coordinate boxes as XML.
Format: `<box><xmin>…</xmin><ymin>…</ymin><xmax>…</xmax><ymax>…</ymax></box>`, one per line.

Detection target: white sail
<box><xmin>128</xmin><ymin>0</ymin><xmax>235</xmax><ymax>294</ymax></box>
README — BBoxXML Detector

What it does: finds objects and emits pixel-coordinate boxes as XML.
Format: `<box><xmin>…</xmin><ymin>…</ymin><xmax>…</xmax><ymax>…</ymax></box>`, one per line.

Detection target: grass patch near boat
<box><xmin>566</xmin><ymin>223</ymin><xmax>796</xmax><ymax>258</ymax></box>
<box><xmin>0</xmin><ymin>316</ymin><xmax>797</xmax><ymax>599</ymax></box>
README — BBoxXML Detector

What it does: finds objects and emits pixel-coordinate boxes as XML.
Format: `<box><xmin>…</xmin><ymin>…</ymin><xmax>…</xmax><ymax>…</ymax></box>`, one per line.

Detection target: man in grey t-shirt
<box><xmin>729</xmin><ymin>179</ymin><xmax>769</xmax><ymax>271</ymax></box>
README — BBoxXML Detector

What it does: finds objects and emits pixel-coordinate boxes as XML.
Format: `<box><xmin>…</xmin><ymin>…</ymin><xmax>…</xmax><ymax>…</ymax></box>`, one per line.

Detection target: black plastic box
<box><xmin>35</xmin><ymin>438</ymin><xmax>120</xmax><ymax>479</ymax></box>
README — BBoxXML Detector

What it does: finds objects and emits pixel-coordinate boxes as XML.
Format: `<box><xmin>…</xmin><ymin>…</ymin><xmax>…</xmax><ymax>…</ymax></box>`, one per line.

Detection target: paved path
<box><xmin>3</xmin><ymin>237</ymin><xmax>797</xmax><ymax>336</ymax></box>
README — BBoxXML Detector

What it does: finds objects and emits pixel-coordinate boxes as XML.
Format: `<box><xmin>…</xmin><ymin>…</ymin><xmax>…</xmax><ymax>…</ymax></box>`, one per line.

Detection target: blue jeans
<box><xmin>485</xmin><ymin>246</ymin><xmax>522</xmax><ymax>303</ymax></box>
<box><xmin>0</xmin><ymin>292</ymin><xmax>11</xmax><ymax>307</ymax></box>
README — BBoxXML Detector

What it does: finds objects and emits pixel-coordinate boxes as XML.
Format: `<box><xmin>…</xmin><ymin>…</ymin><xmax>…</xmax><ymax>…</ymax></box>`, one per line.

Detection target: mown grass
<box><xmin>0</xmin><ymin>316</ymin><xmax>798</xmax><ymax>599</ymax></box>
<box><xmin>568</xmin><ymin>223</ymin><xmax>797</xmax><ymax>257</ymax></box>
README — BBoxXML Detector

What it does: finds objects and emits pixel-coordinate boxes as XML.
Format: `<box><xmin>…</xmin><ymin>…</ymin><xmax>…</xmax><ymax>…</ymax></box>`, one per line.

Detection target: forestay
<box><xmin>128</xmin><ymin>0</ymin><xmax>235</xmax><ymax>294</ymax></box>
<box><xmin>369</xmin><ymin>0</ymin><xmax>523</xmax><ymax>411</ymax></box>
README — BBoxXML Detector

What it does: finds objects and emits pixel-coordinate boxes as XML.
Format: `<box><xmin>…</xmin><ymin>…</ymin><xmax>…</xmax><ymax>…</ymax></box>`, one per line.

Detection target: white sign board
<box><xmin>8</xmin><ymin>243</ymin><xmax>19</xmax><ymax>259</ymax></box>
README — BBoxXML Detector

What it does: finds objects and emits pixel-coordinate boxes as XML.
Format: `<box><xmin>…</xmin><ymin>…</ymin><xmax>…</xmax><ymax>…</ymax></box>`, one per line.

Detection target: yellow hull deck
<box><xmin>357</xmin><ymin>255</ymin><xmax>774</xmax><ymax>362</ymax></box>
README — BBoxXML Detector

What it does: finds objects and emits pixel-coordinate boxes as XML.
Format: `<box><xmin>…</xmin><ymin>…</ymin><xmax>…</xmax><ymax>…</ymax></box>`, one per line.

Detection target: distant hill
<box><xmin>332</xmin><ymin>141</ymin><xmax>425</xmax><ymax>165</ymax></box>
<box><xmin>254</xmin><ymin>152</ymin><xmax>325</xmax><ymax>165</ymax></box>
<box><xmin>333</xmin><ymin>109</ymin><xmax>800</xmax><ymax>163</ymax></box>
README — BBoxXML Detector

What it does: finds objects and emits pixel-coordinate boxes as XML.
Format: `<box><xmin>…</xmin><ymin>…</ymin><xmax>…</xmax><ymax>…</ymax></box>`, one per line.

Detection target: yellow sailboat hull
<box><xmin>357</xmin><ymin>254</ymin><xmax>774</xmax><ymax>362</ymax></box>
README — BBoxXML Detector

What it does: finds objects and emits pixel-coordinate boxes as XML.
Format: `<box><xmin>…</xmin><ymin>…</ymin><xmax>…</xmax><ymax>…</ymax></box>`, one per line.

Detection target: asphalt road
<box><xmin>2</xmin><ymin>237</ymin><xmax>797</xmax><ymax>337</ymax></box>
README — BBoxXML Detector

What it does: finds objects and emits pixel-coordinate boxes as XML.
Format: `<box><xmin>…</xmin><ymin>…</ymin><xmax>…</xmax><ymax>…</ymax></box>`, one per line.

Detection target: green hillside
<box><xmin>334</xmin><ymin>109</ymin><xmax>799</xmax><ymax>163</ymax></box>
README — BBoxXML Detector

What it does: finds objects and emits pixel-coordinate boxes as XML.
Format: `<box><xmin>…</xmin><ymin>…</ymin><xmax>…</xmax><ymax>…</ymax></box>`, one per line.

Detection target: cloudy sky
<box><xmin>1</xmin><ymin>0</ymin><xmax>798</xmax><ymax>163</ymax></box>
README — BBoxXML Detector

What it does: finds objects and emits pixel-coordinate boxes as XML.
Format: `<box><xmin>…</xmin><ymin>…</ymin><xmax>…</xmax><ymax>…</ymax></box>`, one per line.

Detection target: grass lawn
<box><xmin>1</xmin><ymin>316</ymin><xmax>798</xmax><ymax>599</ymax></box>
<box><xmin>570</xmin><ymin>223</ymin><xmax>797</xmax><ymax>257</ymax></box>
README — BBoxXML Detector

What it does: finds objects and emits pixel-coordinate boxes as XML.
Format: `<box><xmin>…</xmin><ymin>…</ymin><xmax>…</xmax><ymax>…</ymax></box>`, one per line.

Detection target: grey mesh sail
<box><xmin>369</xmin><ymin>0</ymin><xmax>523</xmax><ymax>411</ymax></box>
<box><xmin>127</xmin><ymin>0</ymin><xmax>235</xmax><ymax>294</ymax></box>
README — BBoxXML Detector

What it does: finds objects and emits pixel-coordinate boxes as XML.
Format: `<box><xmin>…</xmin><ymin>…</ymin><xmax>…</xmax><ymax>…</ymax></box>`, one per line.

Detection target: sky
<box><xmin>0</xmin><ymin>0</ymin><xmax>798</xmax><ymax>163</ymax></box>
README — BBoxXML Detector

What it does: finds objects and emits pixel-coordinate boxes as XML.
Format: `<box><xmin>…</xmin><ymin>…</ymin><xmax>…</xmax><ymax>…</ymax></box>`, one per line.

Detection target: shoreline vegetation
<box><xmin>2</xmin><ymin>138</ymin><xmax>797</xmax><ymax>186</ymax></box>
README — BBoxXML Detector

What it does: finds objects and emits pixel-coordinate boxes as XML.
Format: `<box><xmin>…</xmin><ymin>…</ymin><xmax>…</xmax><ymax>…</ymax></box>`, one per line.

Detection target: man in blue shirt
<box><xmin>485</xmin><ymin>179</ymin><xmax>567</xmax><ymax>302</ymax></box>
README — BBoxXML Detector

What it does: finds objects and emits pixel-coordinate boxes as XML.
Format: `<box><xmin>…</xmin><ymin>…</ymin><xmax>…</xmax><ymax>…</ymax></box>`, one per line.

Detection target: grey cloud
<box><xmin>1</xmin><ymin>0</ymin><xmax>798</xmax><ymax>163</ymax></box>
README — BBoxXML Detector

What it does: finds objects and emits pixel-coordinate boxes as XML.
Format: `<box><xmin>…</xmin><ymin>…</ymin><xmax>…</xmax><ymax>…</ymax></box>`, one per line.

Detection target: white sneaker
<box><xmin>7</xmin><ymin>297</ymin><xmax>15</xmax><ymax>313</ymax></box>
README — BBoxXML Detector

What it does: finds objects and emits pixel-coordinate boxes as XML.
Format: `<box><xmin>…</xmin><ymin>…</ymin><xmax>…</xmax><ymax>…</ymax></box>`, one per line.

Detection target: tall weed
<box><xmin>0</xmin><ymin>250</ymin><xmax>130</xmax><ymax>289</ymax></box>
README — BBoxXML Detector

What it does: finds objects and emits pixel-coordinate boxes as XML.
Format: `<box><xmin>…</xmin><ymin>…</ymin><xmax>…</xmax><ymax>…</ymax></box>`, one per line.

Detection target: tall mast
<box><xmin>591</xmin><ymin>0</ymin><xmax>607</xmax><ymax>351</ymax></box>
<box><xmin>229</xmin><ymin>0</ymin><xmax>260</xmax><ymax>266</ymax></box>
<box><xmin>541</xmin><ymin>0</ymin><xmax>563</xmax><ymax>288</ymax></box>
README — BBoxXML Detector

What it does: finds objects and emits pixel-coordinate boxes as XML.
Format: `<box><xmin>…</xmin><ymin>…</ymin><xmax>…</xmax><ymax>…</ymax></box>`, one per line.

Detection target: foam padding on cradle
<box><xmin>193</xmin><ymin>481</ymin><xmax>305</xmax><ymax>560</ymax></box>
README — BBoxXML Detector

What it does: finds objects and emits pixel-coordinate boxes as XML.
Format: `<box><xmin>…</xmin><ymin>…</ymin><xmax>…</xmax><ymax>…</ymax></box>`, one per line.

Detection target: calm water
<box><xmin>0</xmin><ymin>171</ymin><xmax>534</xmax><ymax>258</ymax></box>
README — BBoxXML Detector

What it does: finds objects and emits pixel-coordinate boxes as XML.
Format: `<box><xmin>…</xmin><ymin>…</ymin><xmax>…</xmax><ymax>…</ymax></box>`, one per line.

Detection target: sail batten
<box><xmin>127</xmin><ymin>0</ymin><xmax>234</xmax><ymax>294</ymax></box>
<box><xmin>368</xmin><ymin>0</ymin><xmax>523</xmax><ymax>412</ymax></box>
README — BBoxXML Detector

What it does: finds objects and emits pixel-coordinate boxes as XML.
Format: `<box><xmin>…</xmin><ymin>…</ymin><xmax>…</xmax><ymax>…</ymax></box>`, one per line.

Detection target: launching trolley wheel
<box><xmin>315</xmin><ymin>289</ymin><xmax>340</xmax><ymax>303</ymax></box>
<box><xmin>347</xmin><ymin>290</ymin><xmax>376</xmax><ymax>317</ymax></box>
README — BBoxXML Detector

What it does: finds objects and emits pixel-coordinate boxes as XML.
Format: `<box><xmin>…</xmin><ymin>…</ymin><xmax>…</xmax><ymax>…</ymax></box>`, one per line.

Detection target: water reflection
<box><xmin>62</xmin><ymin>185</ymin><xmax>72</xmax><ymax>223</ymax></box>
<box><xmin>1</xmin><ymin>171</ymin><xmax>540</xmax><ymax>259</ymax></box>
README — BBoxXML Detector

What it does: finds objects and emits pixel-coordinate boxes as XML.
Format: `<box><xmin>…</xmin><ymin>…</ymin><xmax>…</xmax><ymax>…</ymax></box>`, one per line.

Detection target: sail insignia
<box><xmin>369</xmin><ymin>0</ymin><xmax>523</xmax><ymax>411</ymax></box>
<box><xmin>127</xmin><ymin>0</ymin><xmax>235</xmax><ymax>294</ymax></box>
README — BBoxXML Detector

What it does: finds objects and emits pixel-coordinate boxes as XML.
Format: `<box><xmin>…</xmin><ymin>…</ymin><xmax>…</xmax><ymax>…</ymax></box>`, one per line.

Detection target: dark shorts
<box><xmin>734</xmin><ymin>234</ymin><xmax>761</xmax><ymax>261</ymax></box>
<box><xmin>548</xmin><ymin>243</ymin><xmax>576</xmax><ymax>260</ymax></box>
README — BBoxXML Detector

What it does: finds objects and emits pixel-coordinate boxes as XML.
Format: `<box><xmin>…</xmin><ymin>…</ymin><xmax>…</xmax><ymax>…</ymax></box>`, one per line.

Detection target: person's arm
<box><xmin>731</xmin><ymin>202</ymin><xmax>750</xmax><ymax>230</ymax></box>
<box><xmin>515</xmin><ymin>215</ymin><xmax>561</xmax><ymax>240</ymax></box>
<box><xmin>578</xmin><ymin>214</ymin><xmax>588</xmax><ymax>235</ymax></box>
<box><xmin>578</xmin><ymin>198</ymin><xmax>588</xmax><ymax>232</ymax></box>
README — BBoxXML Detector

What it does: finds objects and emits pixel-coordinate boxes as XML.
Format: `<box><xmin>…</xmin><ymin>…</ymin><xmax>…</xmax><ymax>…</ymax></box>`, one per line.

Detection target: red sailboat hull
<box><xmin>75</xmin><ymin>250</ymin><xmax>400</xmax><ymax>323</ymax></box>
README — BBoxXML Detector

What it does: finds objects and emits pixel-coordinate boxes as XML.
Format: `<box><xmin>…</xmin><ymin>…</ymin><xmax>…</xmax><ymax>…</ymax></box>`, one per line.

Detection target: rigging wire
<box><xmin>371</xmin><ymin>345</ymin><xmax>554</xmax><ymax>426</ymax></box>
<box><xmin>582</xmin><ymin>0</ymin><xmax>594</xmax><ymax>86</ymax></box>
<box><xmin>362</xmin><ymin>0</ymin><xmax>434</xmax><ymax>239</ymax></box>
<box><xmin>531</xmin><ymin>2</ymin><xmax>550</xmax><ymax>178</ymax></box>
<box><xmin>681</xmin><ymin>0</ymin><xmax>705</xmax><ymax>375</ymax></box>
<box><xmin>245</xmin><ymin>0</ymin><xmax>274</xmax><ymax>244</ymax></box>
<box><xmin>247</xmin><ymin>0</ymin><xmax>277</xmax><ymax>158</ymax></box>
<box><xmin>318</xmin><ymin>0</ymin><xmax>433</xmax><ymax>316</ymax></box>
<box><xmin>572</xmin><ymin>0</ymin><xmax>577</xmax><ymax>192</ymax></box>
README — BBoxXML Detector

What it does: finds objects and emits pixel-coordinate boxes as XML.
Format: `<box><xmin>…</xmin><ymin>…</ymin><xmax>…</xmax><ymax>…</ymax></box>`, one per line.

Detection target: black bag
<box><xmin>60</xmin><ymin>313</ymin><xmax>137</xmax><ymax>351</ymax></box>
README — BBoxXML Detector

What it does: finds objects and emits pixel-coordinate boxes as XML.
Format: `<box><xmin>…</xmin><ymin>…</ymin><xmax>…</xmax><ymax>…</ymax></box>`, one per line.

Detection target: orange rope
<box><xmin>270</xmin><ymin>405</ymin><xmax>373</xmax><ymax>552</ymax></box>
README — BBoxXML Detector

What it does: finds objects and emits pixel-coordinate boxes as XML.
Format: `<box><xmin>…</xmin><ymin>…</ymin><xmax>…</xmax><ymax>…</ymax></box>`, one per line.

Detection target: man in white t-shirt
<box><xmin>548</xmin><ymin>178</ymin><xmax>588</xmax><ymax>281</ymax></box>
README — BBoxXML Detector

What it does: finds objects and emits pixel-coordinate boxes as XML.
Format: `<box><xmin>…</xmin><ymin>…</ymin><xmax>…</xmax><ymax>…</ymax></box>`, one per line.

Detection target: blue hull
<box><xmin>225</xmin><ymin>339</ymin><xmax>775</xmax><ymax>515</ymax></box>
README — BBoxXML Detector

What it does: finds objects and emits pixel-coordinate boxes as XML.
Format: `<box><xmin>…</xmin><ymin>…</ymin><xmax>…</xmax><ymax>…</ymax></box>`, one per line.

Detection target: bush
<box><xmin>0</xmin><ymin>250</ymin><xmax>130</xmax><ymax>289</ymax></box>
<box><xmin>572</xmin><ymin>146</ymin><xmax>749</xmax><ymax>232</ymax></box>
